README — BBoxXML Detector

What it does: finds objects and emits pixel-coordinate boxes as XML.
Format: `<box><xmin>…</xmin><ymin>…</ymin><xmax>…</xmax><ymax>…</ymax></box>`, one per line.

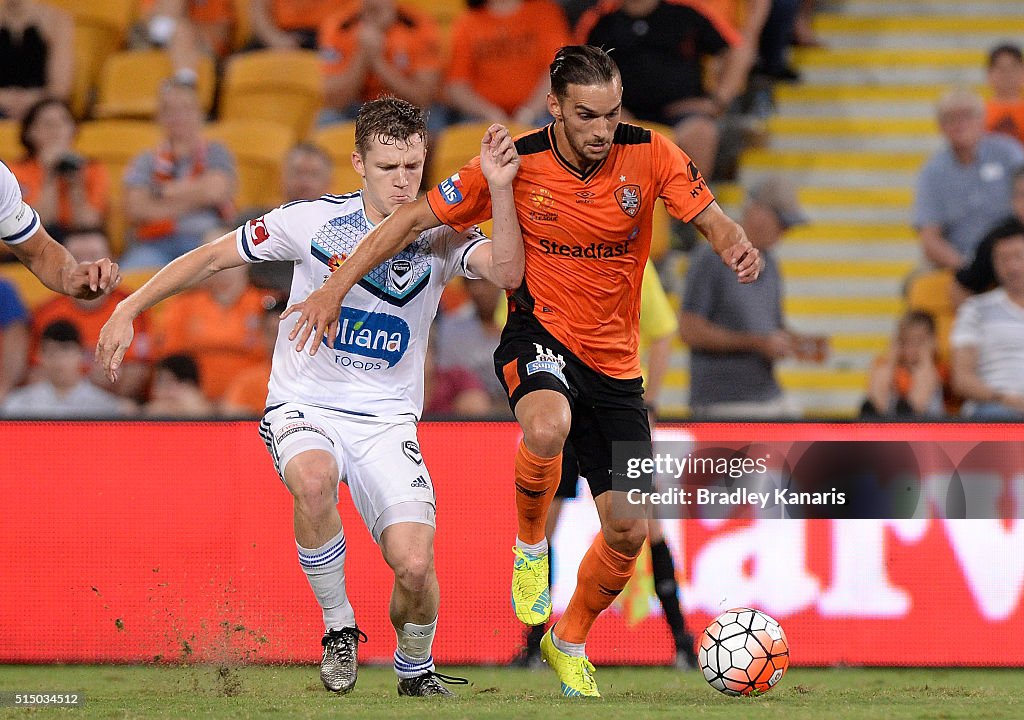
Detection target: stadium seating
<box><xmin>427</xmin><ymin>122</ymin><xmax>530</xmax><ymax>187</ymax></box>
<box><xmin>76</xmin><ymin>120</ymin><xmax>163</xmax><ymax>255</ymax></box>
<box><xmin>906</xmin><ymin>268</ymin><xmax>956</xmax><ymax>359</ymax></box>
<box><xmin>219</xmin><ymin>50</ymin><xmax>322</xmax><ymax>140</ymax></box>
<box><xmin>311</xmin><ymin>123</ymin><xmax>364</xmax><ymax>195</ymax></box>
<box><xmin>48</xmin><ymin>0</ymin><xmax>138</xmax><ymax>117</ymax></box>
<box><xmin>94</xmin><ymin>50</ymin><xmax>217</xmax><ymax>120</ymax></box>
<box><xmin>204</xmin><ymin>119</ymin><xmax>296</xmax><ymax>210</ymax></box>
<box><xmin>0</xmin><ymin>120</ymin><xmax>20</xmax><ymax>161</ymax></box>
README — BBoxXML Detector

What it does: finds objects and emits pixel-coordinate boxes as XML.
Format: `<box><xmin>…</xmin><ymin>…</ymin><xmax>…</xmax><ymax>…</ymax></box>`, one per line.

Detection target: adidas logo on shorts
<box><xmin>410</xmin><ymin>475</ymin><xmax>430</xmax><ymax>489</ymax></box>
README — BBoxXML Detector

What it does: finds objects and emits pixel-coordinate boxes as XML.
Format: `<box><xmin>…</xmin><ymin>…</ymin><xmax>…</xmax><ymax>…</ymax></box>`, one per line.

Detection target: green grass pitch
<box><xmin>0</xmin><ymin>665</ymin><xmax>1021</xmax><ymax>719</ymax></box>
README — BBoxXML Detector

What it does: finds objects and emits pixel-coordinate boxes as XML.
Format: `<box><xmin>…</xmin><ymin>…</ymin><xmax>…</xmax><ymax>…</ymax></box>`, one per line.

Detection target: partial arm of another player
<box><xmin>97</xmin><ymin>232</ymin><xmax>245</xmax><ymax>381</ymax></box>
<box><xmin>283</xmin><ymin>124</ymin><xmax>519</xmax><ymax>354</ymax></box>
<box><xmin>7</xmin><ymin>226</ymin><xmax>120</xmax><ymax>300</ymax></box>
<box><xmin>690</xmin><ymin>201</ymin><xmax>762</xmax><ymax>282</ymax></box>
<box><xmin>465</xmin><ymin>125</ymin><xmax>525</xmax><ymax>289</ymax></box>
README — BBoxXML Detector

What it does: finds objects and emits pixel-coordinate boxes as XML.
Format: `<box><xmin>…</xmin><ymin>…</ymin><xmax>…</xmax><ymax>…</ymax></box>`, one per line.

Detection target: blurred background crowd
<box><xmin>0</xmin><ymin>0</ymin><xmax>1022</xmax><ymax>421</ymax></box>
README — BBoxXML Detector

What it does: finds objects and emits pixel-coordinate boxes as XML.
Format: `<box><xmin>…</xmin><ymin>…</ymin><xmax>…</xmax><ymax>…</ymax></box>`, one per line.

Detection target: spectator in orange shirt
<box><xmin>151</xmin><ymin>230</ymin><xmax>268</xmax><ymax>400</ymax></box>
<box><xmin>985</xmin><ymin>43</ymin><xmax>1024</xmax><ymax>147</ymax></box>
<box><xmin>9</xmin><ymin>99</ymin><xmax>109</xmax><ymax>235</ymax></box>
<box><xmin>30</xmin><ymin>228</ymin><xmax>152</xmax><ymax>400</ymax></box>
<box><xmin>862</xmin><ymin>310</ymin><xmax>949</xmax><ymax>419</ymax></box>
<box><xmin>137</xmin><ymin>0</ymin><xmax>235</xmax><ymax>81</ymax></box>
<box><xmin>317</xmin><ymin>0</ymin><xmax>442</xmax><ymax>128</ymax></box>
<box><xmin>220</xmin><ymin>295</ymin><xmax>282</xmax><ymax>417</ymax></box>
<box><xmin>250</xmin><ymin>0</ymin><xmax>338</xmax><ymax>49</ymax></box>
<box><xmin>444</xmin><ymin>0</ymin><xmax>569</xmax><ymax>126</ymax></box>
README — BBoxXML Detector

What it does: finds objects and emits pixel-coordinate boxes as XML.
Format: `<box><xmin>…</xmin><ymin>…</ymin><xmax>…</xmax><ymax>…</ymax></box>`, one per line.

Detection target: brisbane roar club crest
<box><xmin>614</xmin><ymin>185</ymin><xmax>641</xmax><ymax>217</ymax></box>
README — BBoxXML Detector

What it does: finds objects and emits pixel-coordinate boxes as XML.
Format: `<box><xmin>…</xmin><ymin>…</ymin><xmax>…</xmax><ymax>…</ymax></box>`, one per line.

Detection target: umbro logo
<box><xmin>575</xmin><ymin>190</ymin><xmax>596</xmax><ymax>205</ymax></box>
<box><xmin>410</xmin><ymin>475</ymin><xmax>430</xmax><ymax>489</ymax></box>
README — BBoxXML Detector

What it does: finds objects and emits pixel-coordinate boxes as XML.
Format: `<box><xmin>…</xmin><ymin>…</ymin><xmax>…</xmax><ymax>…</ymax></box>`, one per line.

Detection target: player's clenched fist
<box><xmin>66</xmin><ymin>258</ymin><xmax>121</xmax><ymax>300</ymax></box>
<box><xmin>720</xmin><ymin>240</ymin><xmax>762</xmax><ymax>283</ymax></box>
<box><xmin>96</xmin><ymin>305</ymin><xmax>135</xmax><ymax>383</ymax></box>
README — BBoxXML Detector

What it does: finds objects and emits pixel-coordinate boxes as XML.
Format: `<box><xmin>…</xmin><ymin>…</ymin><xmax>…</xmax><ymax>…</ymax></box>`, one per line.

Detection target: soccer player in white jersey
<box><xmin>0</xmin><ymin>161</ymin><xmax>119</xmax><ymax>298</ymax></box>
<box><xmin>97</xmin><ymin>98</ymin><xmax>524</xmax><ymax>696</ymax></box>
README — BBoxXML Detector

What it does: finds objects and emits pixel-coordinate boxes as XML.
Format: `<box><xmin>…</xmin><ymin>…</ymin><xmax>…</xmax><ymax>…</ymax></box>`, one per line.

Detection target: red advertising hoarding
<box><xmin>0</xmin><ymin>421</ymin><xmax>1021</xmax><ymax>666</ymax></box>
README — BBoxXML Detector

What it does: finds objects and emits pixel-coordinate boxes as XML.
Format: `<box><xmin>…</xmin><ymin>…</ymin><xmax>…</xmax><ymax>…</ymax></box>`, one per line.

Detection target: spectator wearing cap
<box><xmin>985</xmin><ymin>43</ymin><xmax>1024</xmax><ymax>147</ymax></box>
<box><xmin>0</xmin><ymin>319</ymin><xmax>129</xmax><ymax>417</ymax></box>
<box><xmin>914</xmin><ymin>87</ymin><xmax>1024</xmax><ymax>271</ymax></box>
<box><xmin>679</xmin><ymin>176</ymin><xmax>827</xmax><ymax>419</ymax></box>
<box><xmin>950</xmin><ymin>221</ymin><xmax>1024</xmax><ymax>420</ymax></box>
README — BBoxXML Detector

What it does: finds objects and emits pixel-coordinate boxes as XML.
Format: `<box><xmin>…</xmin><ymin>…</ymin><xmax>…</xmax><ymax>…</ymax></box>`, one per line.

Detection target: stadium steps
<box><xmin>664</xmin><ymin>0</ymin><xmax>1001</xmax><ymax>418</ymax></box>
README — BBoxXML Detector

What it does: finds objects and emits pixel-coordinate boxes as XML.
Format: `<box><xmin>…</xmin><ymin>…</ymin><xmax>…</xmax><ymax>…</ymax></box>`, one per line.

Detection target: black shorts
<box><xmin>494</xmin><ymin>310</ymin><xmax>652</xmax><ymax>498</ymax></box>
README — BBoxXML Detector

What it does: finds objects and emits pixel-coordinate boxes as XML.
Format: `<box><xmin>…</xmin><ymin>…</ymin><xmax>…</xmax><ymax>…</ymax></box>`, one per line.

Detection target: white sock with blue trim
<box><xmin>394</xmin><ymin>617</ymin><xmax>437</xmax><ymax>679</ymax></box>
<box><xmin>297</xmin><ymin>529</ymin><xmax>356</xmax><ymax>632</ymax></box>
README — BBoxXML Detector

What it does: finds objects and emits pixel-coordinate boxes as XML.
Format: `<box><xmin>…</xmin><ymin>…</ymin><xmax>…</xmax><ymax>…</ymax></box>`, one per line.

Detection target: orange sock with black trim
<box><xmin>514</xmin><ymin>440</ymin><xmax>561</xmax><ymax>546</ymax></box>
<box><xmin>554</xmin><ymin>532</ymin><xmax>638</xmax><ymax>644</ymax></box>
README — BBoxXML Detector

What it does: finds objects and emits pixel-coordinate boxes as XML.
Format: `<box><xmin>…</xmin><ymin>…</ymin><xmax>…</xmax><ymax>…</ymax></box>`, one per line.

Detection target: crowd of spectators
<box><xmin>9</xmin><ymin>1</ymin><xmax>1022</xmax><ymax>423</ymax></box>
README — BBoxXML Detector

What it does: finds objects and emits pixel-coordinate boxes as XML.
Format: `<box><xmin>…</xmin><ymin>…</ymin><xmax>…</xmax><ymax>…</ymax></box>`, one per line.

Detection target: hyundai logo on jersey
<box><xmin>325</xmin><ymin>307</ymin><xmax>411</xmax><ymax>368</ymax></box>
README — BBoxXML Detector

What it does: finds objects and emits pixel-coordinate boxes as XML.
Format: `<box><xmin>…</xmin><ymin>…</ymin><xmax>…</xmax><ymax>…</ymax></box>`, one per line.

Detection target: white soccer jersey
<box><xmin>0</xmin><ymin>161</ymin><xmax>40</xmax><ymax>246</ymax></box>
<box><xmin>235</xmin><ymin>191</ymin><xmax>490</xmax><ymax>420</ymax></box>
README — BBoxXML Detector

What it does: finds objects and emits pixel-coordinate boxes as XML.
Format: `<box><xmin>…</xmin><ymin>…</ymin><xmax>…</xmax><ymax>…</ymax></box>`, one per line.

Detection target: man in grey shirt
<box><xmin>681</xmin><ymin>177</ymin><xmax>824</xmax><ymax>418</ymax></box>
<box><xmin>1</xmin><ymin>319</ymin><xmax>127</xmax><ymax>418</ymax></box>
<box><xmin>914</xmin><ymin>87</ymin><xmax>1024</xmax><ymax>270</ymax></box>
<box><xmin>122</xmin><ymin>79</ymin><xmax>237</xmax><ymax>269</ymax></box>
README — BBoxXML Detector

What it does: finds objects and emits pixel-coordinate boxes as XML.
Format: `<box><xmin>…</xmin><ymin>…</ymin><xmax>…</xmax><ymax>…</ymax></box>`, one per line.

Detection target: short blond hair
<box><xmin>936</xmin><ymin>87</ymin><xmax>984</xmax><ymax>119</ymax></box>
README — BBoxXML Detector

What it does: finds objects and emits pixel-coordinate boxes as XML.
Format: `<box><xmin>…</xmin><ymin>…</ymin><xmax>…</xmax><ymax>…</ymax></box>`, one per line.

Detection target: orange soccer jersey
<box><xmin>446</xmin><ymin>0</ymin><xmax>570</xmax><ymax>116</ymax></box>
<box><xmin>426</xmin><ymin>123</ymin><xmax>713</xmax><ymax>379</ymax></box>
<box><xmin>986</xmin><ymin>99</ymin><xmax>1024</xmax><ymax>146</ymax></box>
<box><xmin>318</xmin><ymin>3</ymin><xmax>441</xmax><ymax>103</ymax></box>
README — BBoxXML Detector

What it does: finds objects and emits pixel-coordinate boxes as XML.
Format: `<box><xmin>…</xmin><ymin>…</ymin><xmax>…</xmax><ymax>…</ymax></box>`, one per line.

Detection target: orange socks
<box><xmin>514</xmin><ymin>440</ymin><xmax>561</xmax><ymax>545</ymax></box>
<box><xmin>554</xmin><ymin>532</ymin><xmax>638</xmax><ymax>644</ymax></box>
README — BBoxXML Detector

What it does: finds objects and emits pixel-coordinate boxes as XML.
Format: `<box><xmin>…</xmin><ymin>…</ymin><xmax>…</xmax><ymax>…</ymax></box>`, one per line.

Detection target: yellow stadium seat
<box><xmin>401</xmin><ymin>0</ymin><xmax>463</xmax><ymax>29</ymax></box>
<box><xmin>311</xmin><ymin>123</ymin><xmax>365</xmax><ymax>195</ymax></box>
<box><xmin>94</xmin><ymin>50</ymin><xmax>216</xmax><ymax>120</ymax></box>
<box><xmin>76</xmin><ymin>120</ymin><xmax>162</xmax><ymax>255</ymax></box>
<box><xmin>220</xmin><ymin>50</ymin><xmax>323</xmax><ymax>139</ymax></box>
<box><xmin>204</xmin><ymin>119</ymin><xmax>296</xmax><ymax>209</ymax></box>
<box><xmin>0</xmin><ymin>120</ymin><xmax>21</xmax><ymax>162</ymax></box>
<box><xmin>48</xmin><ymin>0</ymin><xmax>139</xmax><ymax>117</ymax></box>
<box><xmin>231</xmin><ymin>0</ymin><xmax>252</xmax><ymax>50</ymax></box>
<box><xmin>428</xmin><ymin>122</ymin><xmax>530</xmax><ymax>187</ymax></box>
<box><xmin>906</xmin><ymin>269</ymin><xmax>955</xmax><ymax>359</ymax></box>
<box><xmin>0</xmin><ymin>263</ymin><xmax>56</xmax><ymax>309</ymax></box>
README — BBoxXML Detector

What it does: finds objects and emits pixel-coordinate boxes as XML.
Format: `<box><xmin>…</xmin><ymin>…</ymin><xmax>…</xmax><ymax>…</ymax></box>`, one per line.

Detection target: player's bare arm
<box><xmin>97</xmin><ymin>232</ymin><xmax>244</xmax><ymax>382</ymax></box>
<box><xmin>465</xmin><ymin>125</ymin><xmax>525</xmax><ymax>288</ymax></box>
<box><xmin>285</xmin><ymin>124</ymin><xmax>521</xmax><ymax>356</ymax></box>
<box><xmin>691</xmin><ymin>200</ymin><xmax>762</xmax><ymax>283</ymax></box>
<box><xmin>9</xmin><ymin>226</ymin><xmax>120</xmax><ymax>300</ymax></box>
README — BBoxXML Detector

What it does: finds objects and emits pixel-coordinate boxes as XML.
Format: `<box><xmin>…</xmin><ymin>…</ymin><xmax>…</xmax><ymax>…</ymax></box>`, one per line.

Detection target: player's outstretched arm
<box><xmin>467</xmin><ymin>123</ymin><xmax>524</xmax><ymax>289</ymax></box>
<box><xmin>96</xmin><ymin>232</ymin><xmax>245</xmax><ymax>382</ymax></box>
<box><xmin>691</xmin><ymin>201</ymin><xmax>762</xmax><ymax>284</ymax></box>
<box><xmin>9</xmin><ymin>226</ymin><xmax>120</xmax><ymax>300</ymax></box>
<box><xmin>284</xmin><ymin>198</ymin><xmax>441</xmax><ymax>356</ymax></box>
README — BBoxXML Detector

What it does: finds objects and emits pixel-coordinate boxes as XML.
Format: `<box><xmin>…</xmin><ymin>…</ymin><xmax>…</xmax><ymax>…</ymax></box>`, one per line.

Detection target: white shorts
<box><xmin>259</xmin><ymin>403</ymin><xmax>436</xmax><ymax>543</ymax></box>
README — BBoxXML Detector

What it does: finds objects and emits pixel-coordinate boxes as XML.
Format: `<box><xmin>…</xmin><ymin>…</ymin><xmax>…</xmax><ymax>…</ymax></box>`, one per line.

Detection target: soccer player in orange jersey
<box><xmin>284</xmin><ymin>46</ymin><xmax>761</xmax><ymax>697</ymax></box>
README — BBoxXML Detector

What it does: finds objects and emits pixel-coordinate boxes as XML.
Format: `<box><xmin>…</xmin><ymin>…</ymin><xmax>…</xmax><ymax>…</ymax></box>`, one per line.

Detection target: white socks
<box><xmin>516</xmin><ymin>536</ymin><xmax>549</xmax><ymax>557</ymax></box>
<box><xmin>297</xmin><ymin>529</ymin><xmax>356</xmax><ymax>632</ymax></box>
<box><xmin>394</xmin><ymin>618</ymin><xmax>437</xmax><ymax>679</ymax></box>
<box><xmin>551</xmin><ymin>629</ymin><xmax>586</xmax><ymax>658</ymax></box>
